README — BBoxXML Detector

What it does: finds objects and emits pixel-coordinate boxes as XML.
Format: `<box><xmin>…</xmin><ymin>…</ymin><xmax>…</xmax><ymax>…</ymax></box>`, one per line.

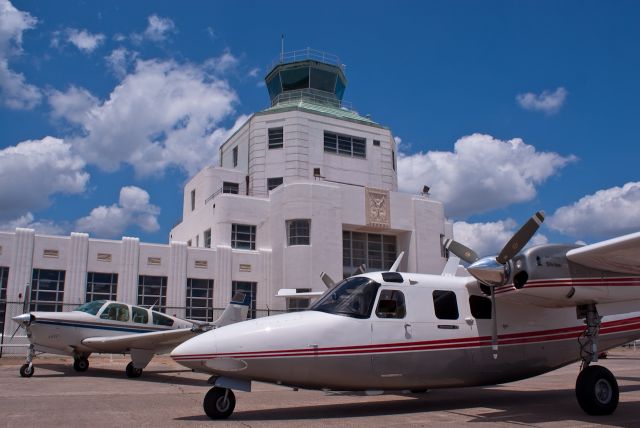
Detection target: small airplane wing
<box><xmin>567</xmin><ymin>231</ymin><xmax>640</xmax><ymax>275</ymax></box>
<box><xmin>82</xmin><ymin>328</ymin><xmax>197</xmax><ymax>353</ymax></box>
<box><xmin>277</xmin><ymin>289</ymin><xmax>325</xmax><ymax>297</ymax></box>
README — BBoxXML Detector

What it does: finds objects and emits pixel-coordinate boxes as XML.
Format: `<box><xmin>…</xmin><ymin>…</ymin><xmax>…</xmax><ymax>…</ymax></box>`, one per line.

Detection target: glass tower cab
<box><xmin>265</xmin><ymin>48</ymin><xmax>348</xmax><ymax>108</ymax></box>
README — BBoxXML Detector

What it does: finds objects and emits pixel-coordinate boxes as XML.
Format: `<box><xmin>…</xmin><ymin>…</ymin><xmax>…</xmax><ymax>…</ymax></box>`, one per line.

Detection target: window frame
<box><xmin>137</xmin><ymin>275</ymin><xmax>168</xmax><ymax>312</ymax></box>
<box><xmin>186</xmin><ymin>278</ymin><xmax>214</xmax><ymax>322</ymax></box>
<box><xmin>30</xmin><ymin>269</ymin><xmax>65</xmax><ymax>312</ymax></box>
<box><xmin>86</xmin><ymin>272</ymin><xmax>118</xmax><ymax>302</ymax></box>
<box><xmin>375</xmin><ymin>289</ymin><xmax>406</xmax><ymax>319</ymax></box>
<box><xmin>222</xmin><ymin>182</ymin><xmax>239</xmax><ymax>194</ymax></box>
<box><xmin>268</xmin><ymin>127</ymin><xmax>284</xmax><ymax>149</ymax></box>
<box><xmin>324</xmin><ymin>131</ymin><xmax>366</xmax><ymax>159</ymax></box>
<box><xmin>267</xmin><ymin>177</ymin><xmax>283</xmax><ymax>191</ymax></box>
<box><xmin>287</xmin><ymin>219</ymin><xmax>311</xmax><ymax>246</ymax></box>
<box><xmin>232</xmin><ymin>281</ymin><xmax>257</xmax><ymax>319</ymax></box>
<box><xmin>204</xmin><ymin>229</ymin><xmax>212</xmax><ymax>248</ymax></box>
<box><xmin>432</xmin><ymin>290</ymin><xmax>460</xmax><ymax>320</ymax></box>
<box><xmin>231</xmin><ymin>223</ymin><xmax>256</xmax><ymax>250</ymax></box>
<box><xmin>232</xmin><ymin>146</ymin><xmax>238</xmax><ymax>167</ymax></box>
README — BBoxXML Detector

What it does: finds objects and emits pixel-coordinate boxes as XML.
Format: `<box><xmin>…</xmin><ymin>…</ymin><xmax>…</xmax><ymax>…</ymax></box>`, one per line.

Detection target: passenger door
<box><xmin>371</xmin><ymin>288</ymin><xmax>413</xmax><ymax>377</ymax></box>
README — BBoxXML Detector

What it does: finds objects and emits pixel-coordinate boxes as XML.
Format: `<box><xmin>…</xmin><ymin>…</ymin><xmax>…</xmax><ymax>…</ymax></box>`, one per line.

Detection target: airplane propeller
<box><xmin>444</xmin><ymin>211</ymin><xmax>545</xmax><ymax>359</ymax></box>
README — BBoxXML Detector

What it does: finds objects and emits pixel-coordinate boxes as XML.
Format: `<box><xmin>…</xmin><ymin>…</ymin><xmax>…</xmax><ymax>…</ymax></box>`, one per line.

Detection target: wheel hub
<box><xmin>216</xmin><ymin>396</ymin><xmax>230</xmax><ymax>412</ymax></box>
<box><xmin>595</xmin><ymin>378</ymin><xmax>612</xmax><ymax>404</ymax></box>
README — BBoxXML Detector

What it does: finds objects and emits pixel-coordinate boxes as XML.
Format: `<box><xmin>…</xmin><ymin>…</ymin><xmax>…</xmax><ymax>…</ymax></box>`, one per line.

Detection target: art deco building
<box><xmin>0</xmin><ymin>50</ymin><xmax>452</xmax><ymax>347</ymax></box>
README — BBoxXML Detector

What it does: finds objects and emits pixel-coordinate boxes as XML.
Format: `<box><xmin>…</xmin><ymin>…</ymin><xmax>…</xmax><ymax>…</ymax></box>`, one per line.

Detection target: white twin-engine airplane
<box><xmin>172</xmin><ymin>212</ymin><xmax>640</xmax><ymax>420</ymax></box>
<box><xmin>11</xmin><ymin>293</ymin><xmax>250</xmax><ymax>378</ymax></box>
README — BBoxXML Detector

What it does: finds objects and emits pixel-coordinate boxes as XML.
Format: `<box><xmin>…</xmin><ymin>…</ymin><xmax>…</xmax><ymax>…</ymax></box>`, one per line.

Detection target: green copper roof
<box><xmin>259</xmin><ymin>100</ymin><xmax>384</xmax><ymax>128</ymax></box>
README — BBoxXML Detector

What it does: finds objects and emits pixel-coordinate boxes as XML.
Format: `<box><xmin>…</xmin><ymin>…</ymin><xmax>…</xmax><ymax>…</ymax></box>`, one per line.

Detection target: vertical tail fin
<box><xmin>211</xmin><ymin>292</ymin><xmax>251</xmax><ymax>328</ymax></box>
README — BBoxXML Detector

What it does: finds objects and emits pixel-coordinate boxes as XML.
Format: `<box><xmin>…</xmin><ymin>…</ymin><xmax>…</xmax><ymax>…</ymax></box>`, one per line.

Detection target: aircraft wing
<box><xmin>567</xmin><ymin>231</ymin><xmax>640</xmax><ymax>275</ymax></box>
<box><xmin>82</xmin><ymin>328</ymin><xmax>197</xmax><ymax>353</ymax></box>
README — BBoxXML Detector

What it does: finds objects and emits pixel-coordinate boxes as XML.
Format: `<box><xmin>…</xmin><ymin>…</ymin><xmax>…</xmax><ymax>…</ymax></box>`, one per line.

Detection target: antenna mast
<box><xmin>280</xmin><ymin>34</ymin><xmax>284</xmax><ymax>62</ymax></box>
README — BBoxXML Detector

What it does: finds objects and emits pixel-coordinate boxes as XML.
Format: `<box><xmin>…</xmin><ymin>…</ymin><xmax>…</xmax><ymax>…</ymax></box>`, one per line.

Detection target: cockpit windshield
<box><xmin>310</xmin><ymin>277</ymin><xmax>381</xmax><ymax>319</ymax></box>
<box><xmin>74</xmin><ymin>300</ymin><xmax>106</xmax><ymax>315</ymax></box>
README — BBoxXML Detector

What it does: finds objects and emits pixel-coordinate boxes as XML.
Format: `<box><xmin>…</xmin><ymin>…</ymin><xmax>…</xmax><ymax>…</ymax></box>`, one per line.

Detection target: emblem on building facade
<box><xmin>366</xmin><ymin>187</ymin><xmax>390</xmax><ymax>228</ymax></box>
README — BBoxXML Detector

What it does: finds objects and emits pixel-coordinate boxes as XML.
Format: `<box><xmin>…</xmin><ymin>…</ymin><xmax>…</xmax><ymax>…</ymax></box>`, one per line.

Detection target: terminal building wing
<box><xmin>0</xmin><ymin>49</ymin><xmax>453</xmax><ymax>341</ymax></box>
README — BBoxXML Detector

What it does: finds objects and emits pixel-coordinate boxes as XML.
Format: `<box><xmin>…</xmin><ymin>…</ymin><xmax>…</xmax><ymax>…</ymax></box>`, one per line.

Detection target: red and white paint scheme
<box><xmin>172</xmin><ymin>213</ymin><xmax>640</xmax><ymax>420</ymax></box>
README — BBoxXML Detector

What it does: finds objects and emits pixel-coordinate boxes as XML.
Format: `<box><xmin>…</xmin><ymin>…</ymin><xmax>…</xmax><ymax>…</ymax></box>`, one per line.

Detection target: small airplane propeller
<box><xmin>444</xmin><ymin>211</ymin><xmax>545</xmax><ymax>359</ymax></box>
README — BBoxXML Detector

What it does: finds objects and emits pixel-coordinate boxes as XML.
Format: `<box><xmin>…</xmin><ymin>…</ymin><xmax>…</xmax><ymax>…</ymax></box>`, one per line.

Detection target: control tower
<box><xmin>170</xmin><ymin>48</ymin><xmax>451</xmax><ymax>315</ymax></box>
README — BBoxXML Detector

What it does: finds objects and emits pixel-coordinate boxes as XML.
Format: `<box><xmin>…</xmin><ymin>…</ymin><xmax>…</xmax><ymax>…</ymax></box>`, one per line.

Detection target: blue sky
<box><xmin>1</xmin><ymin>0</ymin><xmax>639</xmax><ymax>256</ymax></box>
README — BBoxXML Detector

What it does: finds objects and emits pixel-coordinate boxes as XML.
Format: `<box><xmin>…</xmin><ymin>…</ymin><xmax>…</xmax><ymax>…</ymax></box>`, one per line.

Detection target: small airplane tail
<box><xmin>211</xmin><ymin>292</ymin><xmax>251</xmax><ymax>328</ymax></box>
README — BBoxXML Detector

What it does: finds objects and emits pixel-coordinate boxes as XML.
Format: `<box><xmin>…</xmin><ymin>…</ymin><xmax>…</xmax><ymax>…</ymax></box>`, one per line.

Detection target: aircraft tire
<box><xmin>73</xmin><ymin>357</ymin><xmax>89</xmax><ymax>372</ymax></box>
<box><xmin>575</xmin><ymin>365</ymin><xmax>619</xmax><ymax>415</ymax></box>
<box><xmin>126</xmin><ymin>362</ymin><xmax>143</xmax><ymax>378</ymax></box>
<box><xmin>20</xmin><ymin>363</ymin><xmax>34</xmax><ymax>378</ymax></box>
<box><xmin>203</xmin><ymin>387</ymin><xmax>235</xmax><ymax>419</ymax></box>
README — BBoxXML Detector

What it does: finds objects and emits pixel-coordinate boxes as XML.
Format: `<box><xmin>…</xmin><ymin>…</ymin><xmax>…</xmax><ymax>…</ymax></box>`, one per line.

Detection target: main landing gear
<box><xmin>126</xmin><ymin>362</ymin><xmax>143</xmax><ymax>378</ymax></box>
<box><xmin>575</xmin><ymin>304</ymin><xmax>619</xmax><ymax>415</ymax></box>
<box><xmin>73</xmin><ymin>355</ymin><xmax>90</xmax><ymax>372</ymax></box>
<box><xmin>203</xmin><ymin>387</ymin><xmax>236</xmax><ymax>419</ymax></box>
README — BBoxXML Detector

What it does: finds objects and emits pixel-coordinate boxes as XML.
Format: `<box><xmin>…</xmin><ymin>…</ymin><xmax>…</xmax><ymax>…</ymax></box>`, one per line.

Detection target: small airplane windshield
<box><xmin>74</xmin><ymin>300</ymin><xmax>106</xmax><ymax>316</ymax></box>
<box><xmin>311</xmin><ymin>277</ymin><xmax>381</xmax><ymax>319</ymax></box>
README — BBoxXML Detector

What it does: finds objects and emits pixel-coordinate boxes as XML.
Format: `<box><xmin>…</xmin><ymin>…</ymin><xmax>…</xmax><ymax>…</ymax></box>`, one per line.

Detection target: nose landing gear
<box><xmin>19</xmin><ymin>344</ymin><xmax>35</xmax><ymax>377</ymax></box>
<box><xmin>575</xmin><ymin>304</ymin><xmax>619</xmax><ymax>415</ymax></box>
<box><xmin>203</xmin><ymin>387</ymin><xmax>236</xmax><ymax>419</ymax></box>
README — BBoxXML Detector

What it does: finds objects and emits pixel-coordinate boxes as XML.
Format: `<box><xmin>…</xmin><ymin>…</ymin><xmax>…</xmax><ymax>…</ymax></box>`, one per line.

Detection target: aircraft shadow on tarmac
<box><xmin>176</xmin><ymin>383</ymin><xmax>640</xmax><ymax>425</ymax></box>
<box><xmin>33</xmin><ymin>363</ymin><xmax>208</xmax><ymax>387</ymax></box>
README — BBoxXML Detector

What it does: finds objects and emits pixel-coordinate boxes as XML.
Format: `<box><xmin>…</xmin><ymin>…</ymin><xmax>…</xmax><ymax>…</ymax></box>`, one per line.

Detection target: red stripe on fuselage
<box><xmin>172</xmin><ymin>316</ymin><xmax>640</xmax><ymax>361</ymax></box>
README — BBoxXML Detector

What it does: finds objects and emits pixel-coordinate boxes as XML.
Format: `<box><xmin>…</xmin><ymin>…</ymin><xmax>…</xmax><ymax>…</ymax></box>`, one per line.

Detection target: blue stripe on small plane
<box><xmin>36</xmin><ymin>319</ymin><xmax>165</xmax><ymax>334</ymax></box>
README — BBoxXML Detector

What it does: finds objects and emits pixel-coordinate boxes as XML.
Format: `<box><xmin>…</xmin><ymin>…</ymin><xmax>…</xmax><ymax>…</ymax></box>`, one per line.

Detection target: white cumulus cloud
<box><xmin>136</xmin><ymin>15</ymin><xmax>176</xmax><ymax>43</ymax></box>
<box><xmin>398</xmin><ymin>133</ymin><xmax>576</xmax><ymax>218</ymax></box>
<box><xmin>75</xmin><ymin>186</ymin><xmax>160</xmax><ymax>238</ymax></box>
<box><xmin>0</xmin><ymin>136</ymin><xmax>89</xmax><ymax>220</ymax></box>
<box><xmin>453</xmin><ymin>219</ymin><xmax>548</xmax><ymax>258</ymax></box>
<box><xmin>0</xmin><ymin>212</ymin><xmax>67</xmax><ymax>235</ymax></box>
<box><xmin>50</xmin><ymin>58</ymin><xmax>240</xmax><ymax>177</ymax></box>
<box><xmin>516</xmin><ymin>87</ymin><xmax>568</xmax><ymax>114</ymax></box>
<box><xmin>64</xmin><ymin>28</ymin><xmax>105</xmax><ymax>53</ymax></box>
<box><xmin>105</xmin><ymin>47</ymin><xmax>137</xmax><ymax>78</ymax></box>
<box><xmin>0</xmin><ymin>0</ymin><xmax>41</xmax><ymax>109</ymax></box>
<box><xmin>48</xmin><ymin>85</ymin><xmax>99</xmax><ymax>123</ymax></box>
<box><xmin>548</xmin><ymin>182</ymin><xmax>640</xmax><ymax>239</ymax></box>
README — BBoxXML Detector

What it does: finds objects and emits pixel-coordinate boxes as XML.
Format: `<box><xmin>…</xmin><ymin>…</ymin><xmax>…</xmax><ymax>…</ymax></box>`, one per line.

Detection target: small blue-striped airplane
<box><xmin>11</xmin><ymin>294</ymin><xmax>249</xmax><ymax>378</ymax></box>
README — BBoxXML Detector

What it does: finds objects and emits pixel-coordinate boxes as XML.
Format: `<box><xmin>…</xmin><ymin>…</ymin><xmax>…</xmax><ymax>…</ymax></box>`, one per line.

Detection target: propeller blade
<box><xmin>496</xmin><ymin>211</ymin><xmax>545</xmax><ymax>265</ymax></box>
<box><xmin>443</xmin><ymin>239</ymin><xmax>479</xmax><ymax>264</ymax></box>
<box><xmin>491</xmin><ymin>288</ymin><xmax>498</xmax><ymax>359</ymax></box>
<box><xmin>351</xmin><ymin>264</ymin><xmax>366</xmax><ymax>276</ymax></box>
<box><xmin>389</xmin><ymin>251</ymin><xmax>405</xmax><ymax>272</ymax></box>
<box><xmin>22</xmin><ymin>283</ymin><xmax>31</xmax><ymax>313</ymax></box>
<box><xmin>320</xmin><ymin>272</ymin><xmax>335</xmax><ymax>289</ymax></box>
<box><xmin>10</xmin><ymin>325</ymin><xmax>21</xmax><ymax>340</ymax></box>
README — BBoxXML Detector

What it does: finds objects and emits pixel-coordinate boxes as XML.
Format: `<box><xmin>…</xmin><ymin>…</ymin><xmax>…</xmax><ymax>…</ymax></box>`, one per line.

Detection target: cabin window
<box><xmin>311</xmin><ymin>277</ymin><xmax>381</xmax><ymax>319</ymax></box>
<box><xmin>30</xmin><ymin>269</ymin><xmax>65</xmax><ymax>312</ymax></box>
<box><xmin>232</xmin><ymin>281</ymin><xmax>257</xmax><ymax>319</ymax></box>
<box><xmin>469</xmin><ymin>295</ymin><xmax>492</xmax><ymax>319</ymax></box>
<box><xmin>375</xmin><ymin>289</ymin><xmax>406</xmax><ymax>319</ymax></box>
<box><xmin>74</xmin><ymin>300</ymin><xmax>105</xmax><ymax>316</ymax></box>
<box><xmin>132</xmin><ymin>306</ymin><xmax>149</xmax><ymax>324</ymax></box>
<box><xmin>100</xmin><ymin>303</ymin><xmax>130</xmax><ymax>322</ymax></box>
<box><xmin>152</xmin><ymin>311</ymin><xmax>174</xmax><ymax>327</ymax></box>
<box><xmin>432</xmin><ymin>290</ymin><xmax>459</xmax><ymax>320</ymax></box>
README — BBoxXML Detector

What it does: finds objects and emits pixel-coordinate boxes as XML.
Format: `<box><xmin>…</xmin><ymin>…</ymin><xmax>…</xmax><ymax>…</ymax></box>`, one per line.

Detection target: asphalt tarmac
<box><xmin>1</xmin><ymin>348</ymin><xmax>639</xmax><ymax>427</ymax></box>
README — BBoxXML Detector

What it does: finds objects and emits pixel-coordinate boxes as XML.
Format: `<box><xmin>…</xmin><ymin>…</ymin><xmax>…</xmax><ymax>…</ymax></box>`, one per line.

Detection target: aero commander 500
<box><xmin>171</xmin><ymin>212</ymin><xmax>640</xmax><ymax>419</ymax></box>
<box><xmin>11</xmin><ymin>293</ymin><xmax>249</xmax><ymax>378</ymax></box>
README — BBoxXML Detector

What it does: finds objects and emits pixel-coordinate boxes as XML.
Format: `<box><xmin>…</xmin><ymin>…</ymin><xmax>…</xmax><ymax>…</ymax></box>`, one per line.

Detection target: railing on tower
<box><xmin>268</xmin><ymin>47</ymin><xmax>344</xmax><ymax>71</ymax></box>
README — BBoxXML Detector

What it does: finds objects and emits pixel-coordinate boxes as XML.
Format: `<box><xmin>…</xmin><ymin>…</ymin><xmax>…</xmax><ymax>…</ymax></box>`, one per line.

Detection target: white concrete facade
<box><xmin>0</xmin><ymin>55</ymin><xmax>454</xmax><ymax>345</ymax></box>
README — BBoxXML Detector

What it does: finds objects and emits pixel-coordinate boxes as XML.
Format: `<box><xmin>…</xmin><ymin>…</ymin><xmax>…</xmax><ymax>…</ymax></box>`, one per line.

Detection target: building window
<box><xmin>287</xmin><ymin>219</ymin><xmax>310</xmax><ymax>246</ymax></box>
<box><xmin>204</xmin><ymin>229</ymin><xmax>212</xmax><ymax>248</ymax></box>
<box><xmin>267</xmin><ymin>177</ymin><xmax>283</xmax><ymax>191</ymax></box>
<box><xmin>0</xmin><ymin>267</ymin><xmax>8</xmax><ymax>334</ymax></box>
<box><xmin>433</xmin><ymin>290</ymin><xmax>459</xmax><ymax>320</ymax></box>
<box><xmin>231</xmin><ymin>224</ymin><xmax>256</xmax><ymax>250</ymax></box>
<box><xmin>186</xmin><ymin>278</ymin><xmax>214</xmax><ymax>322</ymax></box>
<box><xmin>223</xmin><ymin>182</ymin><xmax>239</xmax><ymax>194</ymax></box>
<box><xmin>268</xmin><ymin>127</ymin><xmax>284</xmax><ymax>149</ymax></box>
<box><xmin>373</xmin><ymin>139</ymin><xmax>380</xmax><ymax>146</ymax></box>
<box><xmin>190</xmin><ymin>189</ymin><xmax>196</xmax><ymax>211</ymax></box>
<box><xmin>324</xmin><ymin>131</ymin><xmax>366</xmax><ymax>158</ymax></box>
<box><xmin>232</xmin><ymin>146</ymin><xmax>238</xmax><ymax>167</ymax></box>
<box><xmin>86</xmin><ymin>272</ymin><xmax>118</xmax><ymax>302</ymax></box>
<box><xmin>232</xmin><ymin>281</ymin><xmax>257</xmax><ymax>319</ymax></box>
<box><xmin>286</xmin><ymin>289</ymin><xmax>311</xmax><ymax>312</ymax></box>
<box><xmin>31</xmin><ymin>269</ymin><xmax>65</xmax><ymax>312</ymax></box>
<box><xmin>342</xmin><ymin>231</ymin><xmax>396</xmax><ymax>275</ymax></box>
<box><xmin>138</xmin><ymin>275</ymin><xmax>167</xmax><ymax>312</ymax></box>
<box><xmin>392</xmin><ymin>150</ymin><xmax>396</xmax><ymax>171</ymax></box>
